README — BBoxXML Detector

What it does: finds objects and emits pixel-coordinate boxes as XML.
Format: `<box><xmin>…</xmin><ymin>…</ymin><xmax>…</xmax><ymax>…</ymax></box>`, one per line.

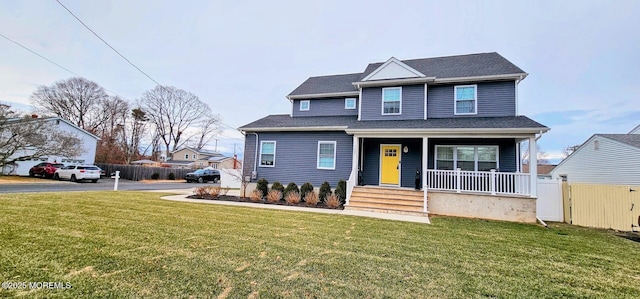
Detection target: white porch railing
<box><xmin>346</xmin><ymin>169</ymin><xmax>356</xmax><ymax>205</ymax></box>
<box><xmin>425</xmin><ymin>169</ymin><xmax>531</xmax><ymax>196</ymax></box>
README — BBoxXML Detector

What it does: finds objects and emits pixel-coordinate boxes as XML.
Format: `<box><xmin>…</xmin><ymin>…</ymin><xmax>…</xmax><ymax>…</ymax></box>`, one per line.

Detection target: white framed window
<box><xmin>317</xmin><ymin>141</ymin><xmax>336</xmax><ymax>170</ymax></box>
<box><xmin>454</xmin><ymin>85</ymin><xmax>477</xmax><ymax>115</ymax></box>
<box><xmin>259</xmin><ymin>141</ymin><xmax>276</xmax><ymax>167</ymax></box>
<box><xmin>435</xmin><ymin>145</ymin><xmax>498</xmax><ymax>171</ymax></box>
<box><xmin>193</xmin><ymin>154</ymin><xmax>197</xmax><ymax>159</ymax></box>
<box><xmin>382</xmin><ymin>87</ymin><xmax>401</xmax><ymax>115</ymax></box>
<box><xmin>184</xmin><ymin>154</ymin><xmax>189</xmax><ymax>159</ymax></box>
<box><xmin>345</xmin><ymin>98</ymin><xmax>356</xmax><ymax>109</ymax></box>
<box><xmin>300</xmin><ymin>100</ymin><xmax>310</xmax><ymax>111</ymax></box>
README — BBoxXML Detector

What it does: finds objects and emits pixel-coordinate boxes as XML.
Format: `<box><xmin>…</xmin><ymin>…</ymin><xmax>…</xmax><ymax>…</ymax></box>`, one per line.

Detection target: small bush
<box><xmin>319</xmin><ymin>181</ymin><xmax>332</xmax><ymax>201</ymax></box>
<box><xmin>250</xmin><ymin>189</ymin><xmax>263</xmax><ymax>202</ymax></box>
<box><xmin>285</xmin><ymin>191</ymin><xmax>301</xmax><ymax>204</ymax></box>
<box><xmin>335</xmin><ymin>180</ymin><xmax>347</xmax><ymax>204</ymax></box>
<box><xmin>256</xmin><ymin>179</ymin><xmax>269</xmax><ymax>197</ymax></box>
<box><xmin>325</xmin><ymin>194</ymin><xmax>341</xmax><ymax>208</ymax></box>
<box><xmin>300</xmin><ymin>182</ymin><xmax>314</xmax><ymax>201</ymax></box>
<box><xmin>304</xmin><ymin>191</ymin><xmax>319</xmax><ymax>206</ymax></box>
<box><xmin>284</xmin><ymin>182</ymin><xmax>299</xmax><ymax>197</ymax></box>
<box><xmin>266</xmin><ymin>190</ymin><xmax>282</xmax><ymax>203</ymax></box>
<box><xmin>193</xmin><ymin>186</ymin><xmax>211</xmax><ymax>197</ymax></box>
<box><xmin>271</xmin><ymin>181</ymin><xmax>285</xmax><ymax>194</ymax></box>
<box><xmin>151</xmin><ymin>173</ymin><xmax>160</xmax><ymax>180</ymax></box>
<box><xmin>168</xmin><ymin>173</ymin><xmax>176</xmax><ymax>180</ymax></box>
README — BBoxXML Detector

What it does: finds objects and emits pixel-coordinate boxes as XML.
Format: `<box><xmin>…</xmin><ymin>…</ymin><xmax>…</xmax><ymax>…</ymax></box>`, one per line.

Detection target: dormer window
<box><xmin>454</xmin><ymin>85</ymin><xmax>477</xmax><ymax>115</ymax></box>
<box><xmin>382</xmin><ymin>87</ymin><xmax>401</xmax><ymax>115</ymax></box>
<box><xmin>345</xmin><ymin>98</ymin><xmax>356</xmax><ymax>110</ymax></box>
<box><xmin>300</xmin><ymin>100</ymin><xmax>310</xmax><ymax>111</ymax></box>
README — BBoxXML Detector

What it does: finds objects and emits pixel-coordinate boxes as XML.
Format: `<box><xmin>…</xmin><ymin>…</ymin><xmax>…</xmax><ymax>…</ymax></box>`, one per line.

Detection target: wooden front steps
<box><xmin>345</xmin><ymin>186</ymin><xmax>427</xmax><ymax>217</ymax></box>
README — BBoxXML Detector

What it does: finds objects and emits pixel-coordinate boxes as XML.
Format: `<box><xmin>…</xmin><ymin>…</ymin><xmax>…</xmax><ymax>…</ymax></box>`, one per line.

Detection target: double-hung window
<box><xmin>345</xmin><ymin>98</ymin><xmax>356</xmax><ymax>109</ymax></box>
<box><xmin>300</xmin><ymin>100</ymin><xmax>310</xmax><ymax>111</ymax></box>
<box><xmin>454</xmin><ymin>85</ymin><xmax>477</xmax><ymax>115</ymax></box>
<box><xmin>435</xmin><ymin>145</ymin><xmax>498</xmax><ymax>171</ymax></box>
<box><xmin>260</xmin><ymin>141</ymin><xmax>276</xmax><ymax>167</ymax></box>
<box><xmin>317</xmin><ymin>141</ymin><xmax>336</xmax><ymax>170</ymax></box>
<box><xmin>382</xmin><ymin>87</ymin><xmax>401</xmax><ymax>115</ymax></box>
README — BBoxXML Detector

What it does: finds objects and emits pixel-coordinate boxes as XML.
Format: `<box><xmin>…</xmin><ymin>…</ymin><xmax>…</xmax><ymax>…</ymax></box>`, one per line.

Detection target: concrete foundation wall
<box><xmin>428</xmin><ymin>191</ymin><xmax>536</xmax><ymax>223</ymax></box>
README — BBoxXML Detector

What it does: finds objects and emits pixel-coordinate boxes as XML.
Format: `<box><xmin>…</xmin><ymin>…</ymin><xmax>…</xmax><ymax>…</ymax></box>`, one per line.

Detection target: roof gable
<box><xmin>361</xmin><ymin>57</ymin><xmax>425</xmax><ymax>81</ymax></box>
<box><xmin>551</xmin><ymin>134</ymin><xmax>640</xmax><ymax>175</ymax></box>
<box><xmin>629</xmin><ymin>124</ymin><xmax>640</xmax><ymax>134</ymax></box>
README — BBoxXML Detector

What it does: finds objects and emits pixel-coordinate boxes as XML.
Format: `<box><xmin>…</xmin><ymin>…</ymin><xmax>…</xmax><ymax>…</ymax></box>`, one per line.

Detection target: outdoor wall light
<box><xmin>403</xmin><ymin>146</ymin><xmax>409</xmax><ymax>153</ymax></box>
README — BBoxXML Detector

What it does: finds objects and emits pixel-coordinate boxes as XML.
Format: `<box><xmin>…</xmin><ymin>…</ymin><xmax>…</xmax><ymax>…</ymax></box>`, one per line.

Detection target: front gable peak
<box><xmin>361</xmin><ymin>57</ymin><xmax>425</xmax><ymax>81</ymax></box>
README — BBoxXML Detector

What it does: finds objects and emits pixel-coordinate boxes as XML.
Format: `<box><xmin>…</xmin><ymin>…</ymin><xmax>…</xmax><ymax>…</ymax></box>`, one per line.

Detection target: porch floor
<box><xmin>346</xmin><ymin>186</ymin><xmax>428</xmax><ymax>217</ymax></box>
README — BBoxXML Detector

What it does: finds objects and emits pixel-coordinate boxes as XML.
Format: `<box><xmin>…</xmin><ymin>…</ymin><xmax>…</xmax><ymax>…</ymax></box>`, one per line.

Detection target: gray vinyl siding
<box><xmin>361</xmin><ymin>138</ymin><xmax>423</xmax><ymax>188</ymax></box>
<box><xmin>426</xmin><ymin>138</ymin><xmax>518</xmax><ymax>172</ymax></box>
<box><xmin>360</xmin><ymin>85</ymin><xmax>425</xmax><ymax>121</ymax></box>
<box><xmin>427</xmin><ymin>81</ymin><xmax>516</xmax><ymax>118</ymax></box>
<box><xmin>551</xmin><ymin>137</ymin><xmax>640</xmax><ymax>185</ymax></box>
<box><xmin>243</xmin><ymin>131</ymin><xmax>353</xmax><ymax>186</ymax></box>
<box><xmin>242</xmin><ymin>133</ymin><xmax>258</xmax><ymax>180</ymax></box>
<box><xmin>292</xmin><ymin>98</ymin><xmax>358</xmax><ymax>117</ymax></box>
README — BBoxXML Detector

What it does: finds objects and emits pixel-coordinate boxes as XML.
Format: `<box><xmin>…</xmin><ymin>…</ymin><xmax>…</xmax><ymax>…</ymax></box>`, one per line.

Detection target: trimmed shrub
<box><xmin>284</xmin><ymin>182</ymin><xmax>299</xmax><ymax>197</ymax></box>
<box><xmin>319</xmin><ymin>181</ymin><xmax>332</xmax><ymax>201</ymax></box>
<box><xmin>168</xmin><ymin>173</ymin><xmax>176</xmax><ymax>180</ymax></box>
<box><xmin>335</xmin><ymin>180</ymin><xmax>347</xmax><ymax>204</ymax></box>
<box><xmin>193</xmin><ymin>186</ymin><xmax>212</xmax><ymax>197</ymax></box>
<box><xmin>250</xmin><ymin>189</ymin><xmax>263</xmax><ymax>202</ymax></box>
<box><xmin>304</xmin><ymin>191</ymin><xmax>319</xmax><ymax>206</ymax></box>
<box><xmin>271</xmin><ymin>181</ymin><xmax>285</xmax><ymax>193</ymax></box>
<box><xmin>256</xmin><ymin>179</ymin><xmax>269</xmax><ymax>198</ymax></box>
<box><xmin>300</xmin><ymin>182</ymin><xmax>314</xmax><ymax>201</ymax></box>
<box><xmin>266</xmin><ymin>190</ymin><xmax>282</xmax><ymax>203</ymax></box>
<box><xmin>325</xmin><ymin>194</ymin><xmax>341</xmax><ymax>208</ymax></box>
<box><xmin>151</xmin><ymin>173</ymin><xmax>160</xmax><ymax>180</ymax></box>
<box><xmin>285</xmin><ymin>191</ymin><xmax>301</xmax><ymax>204</ymax></box>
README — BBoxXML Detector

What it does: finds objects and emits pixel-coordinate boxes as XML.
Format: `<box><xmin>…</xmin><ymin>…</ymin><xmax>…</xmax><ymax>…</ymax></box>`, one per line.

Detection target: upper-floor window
<box><xmin>454</xmin><ymin>85</ymin><xmax>477</xmax><ymax>115</ymax></box>
<box><xmin>193</xmin><ymin>154</ymin><xmax>197</xmax><ymax>159</ymax></box>
<box><xmin>382</xmin><ymin>87</ymin><xmax>401</xmax><ymax>115</ymax></box>
<box><xmin>317</xmin><ymin>141</ymin><xmax>336</xmax><ymax>170</ymax></box>
<box><xmin>435</xmin><ymin>145</ymin><xmax>498</xmax><ymax>171</ymax></box>
<box><xmin>184</xmin><ymin>154</ymin><xmax>189</xmax><ymax>159</ymax></box>
<box><xmin>259</xmin><ymin>141</ymin><xmax>276</xmax><ymax>167</ymax></box>
<box><xmin>300</xmin><ymin>100</ymin><xmax>310</xmax><ymax>111</ymax></box>
<box><xmin>345</xmin><ymin>98</ymin><xmax>356</xmax><ymax>110</ymax></box>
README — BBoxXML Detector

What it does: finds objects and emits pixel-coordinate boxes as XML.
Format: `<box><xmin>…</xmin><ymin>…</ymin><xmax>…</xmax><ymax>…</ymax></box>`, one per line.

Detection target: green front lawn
<box><xmin>1</xmin><ymin>192</ymin><xmax>639</xmax><ymax>298</ymax></box>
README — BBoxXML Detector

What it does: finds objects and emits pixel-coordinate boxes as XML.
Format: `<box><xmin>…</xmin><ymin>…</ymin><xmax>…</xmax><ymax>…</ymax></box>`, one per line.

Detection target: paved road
<box><xmin>0</xmin><ymin>178</ymin><xmax>213</xmax><ymax>194</ymax></box>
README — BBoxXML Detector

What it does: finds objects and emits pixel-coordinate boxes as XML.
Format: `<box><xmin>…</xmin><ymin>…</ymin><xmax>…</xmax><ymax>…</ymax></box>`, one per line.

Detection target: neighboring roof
<box><xmin>239</xmin><ymin>114</ymin><xmax>548</xmax><ymax>132</ymax></box>
<box><xmin>522</xmin><ymin>164</ymin><xmax>557</xmax><ymax>175</ymax></box>
<box><xmin>171</xmin><ymin>146</ymin><xmax>225</xmax><ymax>157</ymax></box>
<box><xmin>629</xmin><ymin>124</ymin><xmax>640</xmax><ymax>134</ymax></box>
<box><xmin>597</xmin><ymin>134</ymin><xmax>640</xmax><ymax>149</ymax></box>
<box><xmin>6</xmin><ymin>116</ymin><xmax>101</xmax><ymax>140</ymax></box>
<box><xmin>360</xmin><ymin>52</ymin><xmax>526</xmax><ymax>81</ymax></box>
<box><xmin>162</xmin><ymin>160</ymin><xmax>194</xmax><ymax>165</ymax></box>
<box><xmin>130</xmin><ymin>159</ymin><xmax>158</xmax><ymax>164</ymax></box>
<box><xmin>288</xmin><ymin>73</ymin><xmax>362</xmax><ymax>97</ymax></box>
<box><xmin>288</xmin><ymin>52</ymin><xmax>526</xmax><ymax>98</ymax></box>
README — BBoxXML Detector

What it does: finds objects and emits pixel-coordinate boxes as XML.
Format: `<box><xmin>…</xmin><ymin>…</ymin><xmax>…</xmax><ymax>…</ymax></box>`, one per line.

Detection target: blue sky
<box><xmin>1</xmin><ymin>0</ymin><xmax>639</xmax><ymax>162</ymax></box>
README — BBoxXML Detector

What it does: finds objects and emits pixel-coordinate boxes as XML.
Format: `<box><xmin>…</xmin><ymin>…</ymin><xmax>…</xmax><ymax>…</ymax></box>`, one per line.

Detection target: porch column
<box><xmin>346</xmin><ymin>135</ymin><xmax>360</xmax><ymax>205</ymax></box>
<box><xmin>422</xmin><ymin>137</ymin><xmax>429</xmax><ymax>213</ymax></box>
<box><xmin>529</xmin><ymin>136</ymin><xmax>537</xmax><ymax>197</ymax></box>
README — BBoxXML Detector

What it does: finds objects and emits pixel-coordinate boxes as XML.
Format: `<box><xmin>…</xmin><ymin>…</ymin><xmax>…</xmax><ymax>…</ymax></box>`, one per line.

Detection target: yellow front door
<box><xmin>380</xmin><ymin>145</ymin><xmax>400</xmax><ymax>185</ymax></box>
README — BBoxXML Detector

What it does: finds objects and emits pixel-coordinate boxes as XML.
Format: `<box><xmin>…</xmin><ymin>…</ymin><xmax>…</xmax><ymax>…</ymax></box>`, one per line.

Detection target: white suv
<box><xmin>54</xmin><ymin>165</ymin><xmax>101</xmax><ymax>183</ymax></box>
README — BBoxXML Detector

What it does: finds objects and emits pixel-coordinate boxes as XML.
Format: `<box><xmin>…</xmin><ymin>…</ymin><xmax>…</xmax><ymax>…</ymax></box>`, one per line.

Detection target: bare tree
<box><xmin>563</xmin><ymin>145</ymin><xmax>580</xmax><ymax>158</ymax></box>
<box><xmin>521</xmin><ymin>141</ymin><xmax>549</xmax><ymax>165</ymax></box>
<box><xmin>30</xmin><ymin>77</ymin><xmax>110</xmax><ymax>133</ymax></box>
<box><xmin>0</xmin><ymin>104</ymin><xmax>83</xmax><ymax>168</ymax></box>
<box><xmin>140</xmin><ymin>86</ymin><xmax>219</xmax><ymax>158</ymax></box>
<box><xmin>191</xmin><ymin>117</ymin><xmax>222</xmax><ymax>150</ymax></box>
<box><xmin>117</xmin><ymin>107</ymin><xmax>148</xmax><ymax>164</ymax></box>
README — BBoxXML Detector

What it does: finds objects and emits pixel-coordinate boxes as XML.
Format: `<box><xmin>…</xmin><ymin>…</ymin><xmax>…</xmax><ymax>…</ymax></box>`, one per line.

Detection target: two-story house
<box><xmin>240</xmin><ymin>53</ymin><xmax>549</xmax><ymax>223</ymax></box>
<box><xmin>165</xmin><ymin>147</ymin><xmax>241</xmax><ymax>169</ymax></box>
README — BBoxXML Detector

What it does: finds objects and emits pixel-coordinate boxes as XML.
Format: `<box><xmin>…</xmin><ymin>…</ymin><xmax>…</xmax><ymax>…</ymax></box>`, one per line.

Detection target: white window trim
<box><xmin>300</xmin><ymin>100</ymin><xmax>310</xmax><ymax>111</ymax></box>
<box><xmin>259</xmin><ymin>141</ymin><xmax>276</xmax><ymax>168</ymax></box>
<box><xmin>454</xmin><ymin>84</ymin><xmax>478</xmax><ymax>115</ymax></box>
<box><xmin>345</xmin><ymin>98</ymin><xmax>356</xmax><ymax>110</ymax></box>
<box><xmin>434</xmin><ymin>145</ymin><xmax>499</xmax><ymax>171</ymax></box>
<box><xmin>184</xmin><ymin>154</ymin><xmax>189</xmax><ymax>159</ymax></box>
<box><xmin>381</xmin><ymin>87</ymin><xmax>402</xmax><ymax>115</ymax></box>
<box><xmin>317</xmin><ymin>141</ymin><xmax>337</xmax><ymax>170</ymax></box>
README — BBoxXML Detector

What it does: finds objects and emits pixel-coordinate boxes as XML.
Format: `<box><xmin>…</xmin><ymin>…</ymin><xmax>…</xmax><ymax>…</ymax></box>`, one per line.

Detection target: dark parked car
<box><xmin>185</xmin><ymin>169</ymin><xmax>220</xmax><ymax>183</ymax></box>
<box><xmin>29</xmin><ymin>162</ymin><xmax>65</xmax><ymax>178</ymax></box>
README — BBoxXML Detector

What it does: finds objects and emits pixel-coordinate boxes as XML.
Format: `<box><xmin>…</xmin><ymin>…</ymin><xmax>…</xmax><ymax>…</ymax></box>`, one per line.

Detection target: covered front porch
<box><xmin>345</xmin><ymin>133</ymin><xmax>543</xmax><ymax>221</ymax></box>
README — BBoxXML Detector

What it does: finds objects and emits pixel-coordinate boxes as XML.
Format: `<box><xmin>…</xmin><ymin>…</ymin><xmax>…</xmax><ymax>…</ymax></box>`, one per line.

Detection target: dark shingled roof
<box><xmin>360</xmin><ymin>52</ymin><xmax>526</xmax><ymax>80</ymax></box>
<box><xmin>288</xmin><ymin>52</ymin><xmax>526</xmax><ymax>97</ymax></box>
<box><xmin>239</xmin><ymin>115</ymin><xmax>547</xmax><ymax>131</ymax></box>
<box><xmin>598</xmin><ymin>134</ymin><xmax>640</xmax><ymax>149</ymax></box>
<box><xmin>288</xmin><ymin>73</ymin><xmax>361</xmax><ymax>96</ymax></box>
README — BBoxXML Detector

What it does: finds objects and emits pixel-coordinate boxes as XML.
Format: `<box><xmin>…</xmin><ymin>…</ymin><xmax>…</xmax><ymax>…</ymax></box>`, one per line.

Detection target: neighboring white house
<box><xmin>3</xmin><ymin>117</ymin><xmax>100</xmax><ymax>176</ymax></box>
<box><xmin>550</xmin><ymin>125</ymin><xmax>640</xmax><ymax>185</ymax></box>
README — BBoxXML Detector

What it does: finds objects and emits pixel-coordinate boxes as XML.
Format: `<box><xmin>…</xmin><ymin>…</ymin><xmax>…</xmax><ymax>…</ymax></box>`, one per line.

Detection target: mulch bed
<box><xmin>186</xmin><ymin>194</ymin><xmax>344</xmax><ymax>210</ymax></box>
